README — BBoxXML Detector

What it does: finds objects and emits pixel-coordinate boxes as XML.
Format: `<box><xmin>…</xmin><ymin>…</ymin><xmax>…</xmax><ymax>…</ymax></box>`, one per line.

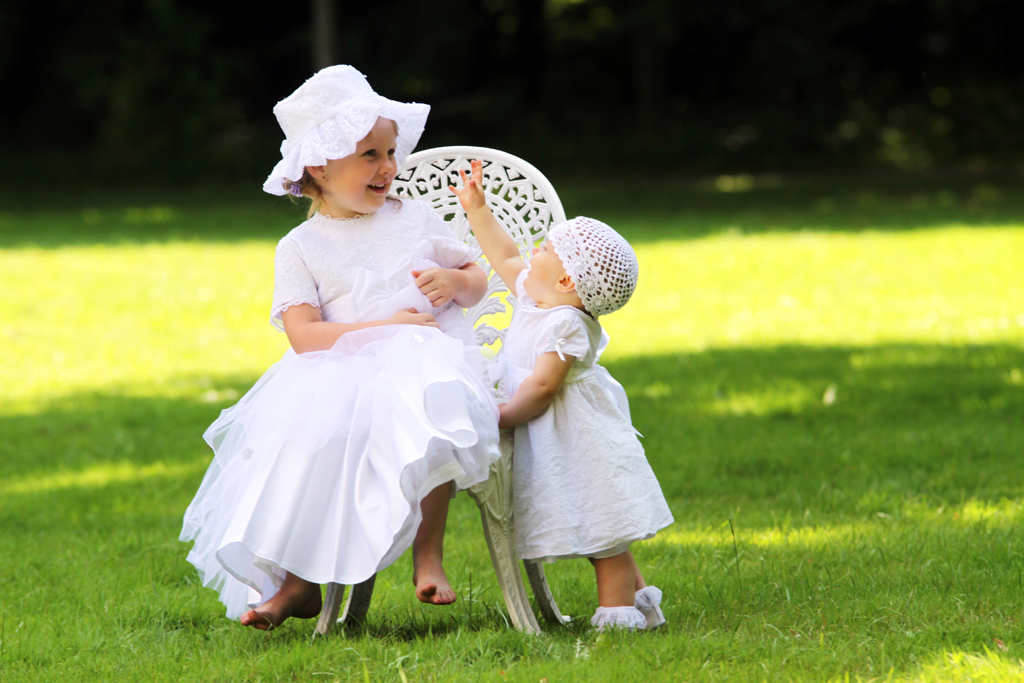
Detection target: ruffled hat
<box><xmin>547</xmin><ymin>217</ymin><xmax>639</xmax><ymax>317</ymax></box>
<box><xmin>262</xmin><ymin>65</ymin><xmax>430</xmax><ymax>196</ymax></box>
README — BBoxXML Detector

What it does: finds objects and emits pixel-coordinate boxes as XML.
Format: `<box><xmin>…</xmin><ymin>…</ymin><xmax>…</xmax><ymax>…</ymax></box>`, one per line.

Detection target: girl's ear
<box><xmin>306</xmin><ymin>165</ymin><xmax>325</xmax><ymax>177</ymax></box>
<box><xmin>554</xmin><ymin>274</ymin><xmax>577</xmax><ymax>293</ymax></box>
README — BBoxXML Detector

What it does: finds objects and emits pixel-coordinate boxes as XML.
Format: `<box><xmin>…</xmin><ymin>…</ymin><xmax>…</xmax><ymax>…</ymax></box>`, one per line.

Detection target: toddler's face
<box><xmin>318</xmin><ymin>117</ymin><xmax>399</xmax><ymax>217</ymax></box>
<box><xmin>524</xmin><ymin>240</ymin><xmax>571</xmax><ymax>301</ymax></box>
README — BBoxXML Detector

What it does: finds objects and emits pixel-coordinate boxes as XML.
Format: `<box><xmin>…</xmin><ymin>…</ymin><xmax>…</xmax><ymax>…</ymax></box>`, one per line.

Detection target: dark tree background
<box><xmin>1</xmin><ymin>0</ymin><xmax>1021</xmax><ymax>185</ymax></box>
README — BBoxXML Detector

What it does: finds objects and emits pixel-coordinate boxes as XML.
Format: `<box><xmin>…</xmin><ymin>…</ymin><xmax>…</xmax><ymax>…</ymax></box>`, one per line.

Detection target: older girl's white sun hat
<box><xmin>262</xmin><ymin>65</ymin><xmax>430</xmax><ymax>196</ymax></box>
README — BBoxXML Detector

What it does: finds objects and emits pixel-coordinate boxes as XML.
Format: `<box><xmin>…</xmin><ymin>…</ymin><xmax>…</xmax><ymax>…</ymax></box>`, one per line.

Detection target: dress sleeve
<box><xmin>537</xmin><ymin>310</ymin><xmax>591</xmax><ymax>362</ymax></box>
<box><xmin>270</xmin><ymin>236</ymin><xmax>320</xmax><ymax>332</ymax></box>
<box><xmin>418</xmin><ymin>201</ymin><xmax>474</xmax><ymax>269</ymax></box>
<box><xmin>513</xmin><ymin>268</ymin><xmax>529</xmax><ymax>299</ymax></box>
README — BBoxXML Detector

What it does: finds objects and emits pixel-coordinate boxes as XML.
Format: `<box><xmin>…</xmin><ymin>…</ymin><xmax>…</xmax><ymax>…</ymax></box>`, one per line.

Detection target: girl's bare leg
<box><xmin>589</xmin><ymin>552</ymin><xmax>639</xmax><ymax>607</ymax></box>
<box><xmin>412</xmin><ymin>483</ymin><xmax>457</xmax><ymax>605</ymax></box>
<box><xmin>240</xmin><ymin>571</ymin><xmax>322</xmax><ymax>630</ymax></box>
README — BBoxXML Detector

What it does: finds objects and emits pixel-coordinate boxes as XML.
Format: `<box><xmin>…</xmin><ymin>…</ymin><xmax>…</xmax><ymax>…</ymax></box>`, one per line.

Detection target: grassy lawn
<box><xmin>1</xmin><ymin>174</ymin><xmax>1023</xmax><ymax>681</ymax></box>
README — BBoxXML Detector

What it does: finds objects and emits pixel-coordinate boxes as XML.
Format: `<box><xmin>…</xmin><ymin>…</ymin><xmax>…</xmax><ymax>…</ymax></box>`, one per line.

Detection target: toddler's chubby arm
<box><xmin>281</xmin><ymin>303</ymin><xmax>439</xmax><ymax>354</ymax></box>
<box><xmin>450</xmin><ymin>159</ymin><xmax>527</xmax><ymax>293</ymax></box>
<box><xmin>498</xmin><ymin>351</ymin><xmax>573</xmax><ymax>429</ymax></box>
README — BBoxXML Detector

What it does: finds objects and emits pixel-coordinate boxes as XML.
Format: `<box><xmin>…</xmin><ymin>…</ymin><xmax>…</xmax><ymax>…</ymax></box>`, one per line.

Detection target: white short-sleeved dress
<box><xmin>181</xmin><ymin>198</ymin><xmax>501</xmax><ymax>618</ymax></box>
<box><xmin>498</xmin><ymin>269</ymin><xmax>674</xmax><ymax>563</ymax></box>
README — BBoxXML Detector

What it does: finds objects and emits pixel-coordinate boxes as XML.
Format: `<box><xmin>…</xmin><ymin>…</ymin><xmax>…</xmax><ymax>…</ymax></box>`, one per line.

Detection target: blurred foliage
<box><xmin>1</xmin><ymin>0</ymin><xmax>1022</xmax><ymax>184</ymax></box>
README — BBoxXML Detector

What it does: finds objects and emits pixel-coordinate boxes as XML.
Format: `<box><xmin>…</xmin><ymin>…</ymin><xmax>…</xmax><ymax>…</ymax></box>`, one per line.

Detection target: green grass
<box><xmin>1</xmin><ymin>174</ymin><xmax>1023</xmax><ymax>681</ymax></box>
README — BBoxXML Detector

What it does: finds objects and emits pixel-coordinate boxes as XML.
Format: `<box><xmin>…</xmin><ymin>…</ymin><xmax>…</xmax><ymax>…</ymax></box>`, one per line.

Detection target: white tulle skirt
<box><xmin>180</xmin><ymin>324</ymin><xmax>500</xmax><ymax>619</ymax></box>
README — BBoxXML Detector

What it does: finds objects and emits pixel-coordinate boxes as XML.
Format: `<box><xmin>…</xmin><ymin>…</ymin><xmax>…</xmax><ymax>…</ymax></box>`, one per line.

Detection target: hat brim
<box><xmin>263</xmin><ymin>96</ymin><xmax>429</xmax><ymax>196</ymax></box>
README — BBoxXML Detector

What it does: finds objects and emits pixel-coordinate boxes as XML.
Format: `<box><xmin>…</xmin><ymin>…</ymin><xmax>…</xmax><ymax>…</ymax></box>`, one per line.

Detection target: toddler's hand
<box><xmin>449</xmin><ymin>159</ymin><xmax>487</xmax><ymax>212</ymax></box>
<box><xmin>413</xmin><ymin>268</ymin><xmax>461</xmax><ymax>307</ymax></box>
<box><xmin>498</xmin><ymin>403</ymin><xmax>514</xmax><ymax>430</ymax></box>
<box><xmin>388</xmin><ymin>307</ymin><xmax>439</xmax><ymax>328</ymax></box>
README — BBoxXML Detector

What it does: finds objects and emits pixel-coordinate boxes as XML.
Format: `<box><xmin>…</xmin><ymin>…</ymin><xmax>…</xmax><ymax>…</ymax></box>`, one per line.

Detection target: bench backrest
<box><xmin>393</xmin><ymin>146</ymin><xmax>566</xmax><ymax>347</ymax></box>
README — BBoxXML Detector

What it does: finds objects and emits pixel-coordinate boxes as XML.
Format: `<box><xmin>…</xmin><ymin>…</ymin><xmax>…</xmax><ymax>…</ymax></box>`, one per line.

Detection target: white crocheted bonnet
<box><xmin>547</xmin><ymin>217</ymin><xmax>639</xmax><ymax>317</ymax></box>
<box><xmin>262</xmin><ymin>65</ymin><xmax>430</xmax><ymax>196</ymax></box>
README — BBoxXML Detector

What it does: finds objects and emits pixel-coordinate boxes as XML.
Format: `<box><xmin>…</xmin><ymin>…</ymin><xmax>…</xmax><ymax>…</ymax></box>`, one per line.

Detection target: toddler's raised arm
<box><xmin>450</xmin><ymin>160</ymin><xmax>526</xmax><ymax>292</ymax></box>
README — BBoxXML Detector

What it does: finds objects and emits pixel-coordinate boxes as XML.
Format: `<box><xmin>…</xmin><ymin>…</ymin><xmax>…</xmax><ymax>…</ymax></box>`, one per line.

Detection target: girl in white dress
<box><xmin>451</xmin><ymin>160</ymin><xmax>674</xmax><ymax>631</ymax></box>
<box><xmin>180</xmin><ymin>66</ymin><xmax>501</xmax><ymax>630</ymax></box>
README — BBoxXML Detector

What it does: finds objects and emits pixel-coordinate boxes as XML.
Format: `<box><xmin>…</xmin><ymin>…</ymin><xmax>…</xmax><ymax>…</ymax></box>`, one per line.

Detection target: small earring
<box><xmin>322</xmin><ymin>174</ymin><xmax>328</xmax><ymax>181</ymax></box>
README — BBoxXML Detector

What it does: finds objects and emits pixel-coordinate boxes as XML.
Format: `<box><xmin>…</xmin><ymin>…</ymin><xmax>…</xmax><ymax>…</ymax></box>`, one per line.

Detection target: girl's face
<box><xmin>315</xmin><ymin>117</ymin><xmax>399</xmax><ymax>217</ymax></box>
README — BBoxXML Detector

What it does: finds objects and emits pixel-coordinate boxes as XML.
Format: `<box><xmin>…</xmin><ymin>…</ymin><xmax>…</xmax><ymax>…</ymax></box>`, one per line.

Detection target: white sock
<box><xmin>634</xmin><ymin>586</ymin><xmax>666</xmax><ymax>630</ymax></box>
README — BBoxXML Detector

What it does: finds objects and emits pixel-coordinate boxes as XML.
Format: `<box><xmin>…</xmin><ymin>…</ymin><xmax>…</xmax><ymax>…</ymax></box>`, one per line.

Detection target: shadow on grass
<box><xmin>616</xmin><ymin>343</ymin><xmax>1024</xmax><ymax>510</ymax></box>
<box><xmin>1</xmin><ymin>173</ymin><xmax>1021</xmax><ymax>249</ymax></box>
<box><xmin>2</xmin><ymin>342</ymin><xmax>1022</xmax><ymax>522</ymax></box>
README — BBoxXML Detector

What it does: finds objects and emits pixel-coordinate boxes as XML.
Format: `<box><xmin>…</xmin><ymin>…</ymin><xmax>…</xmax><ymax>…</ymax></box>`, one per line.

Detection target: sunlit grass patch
<box><xmin>830</xmin><ymin>649</ymin><xmax>1024</xmax><ymax>682</ymax></box>
<box><xmin>651</xmin><ymin>494</ymin><xmax>1024</xmax><ymax>554</ymax></box>
<box><xmin>4</xmin><ymin>226</ymin><xmax>1022</xmax><ymax>405</ymax></box>
<box><xmin>703</xmin><ymin>379</ymin><xmax>821</xmax><ymax>416</ymax></box>
<box><xmin>605</xmin><ymin>226</ymin><xmax>1024</xmax><ymax>358</ymax></box>
<box><xmin>0</xmin><ymin>240</ymin><xmax>288</xmax><ymax>406</ymax></box>
<box><xmin>1</xmin><ymin>459</ymin><xmax>209</xmax><ymax>496</ymax></box>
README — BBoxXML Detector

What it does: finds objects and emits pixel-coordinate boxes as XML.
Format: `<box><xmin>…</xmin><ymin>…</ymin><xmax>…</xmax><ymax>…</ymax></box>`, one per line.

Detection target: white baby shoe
<box><xmin>590</xmin><ymin>606</ymin><xmax>647</xmax><ymax>632</ymax></box>
<box><xmin>634</xmin><ymin>586</ymin><xmax>666</xmax><ymax>630</ymax></box>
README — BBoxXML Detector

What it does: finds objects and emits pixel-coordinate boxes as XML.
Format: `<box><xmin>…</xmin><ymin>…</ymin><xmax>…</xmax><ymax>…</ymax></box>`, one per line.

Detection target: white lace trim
<box><xmin>319</xmin><ymin>211</ymin><xmax>372</xmax><ymax>222</ymax></box>
<box><xmin>270</xmin><ymin>299</ymin><xmax>322</xmax><ymax>332</ymax></box>
<box><xmin>590</xmin><ymin>606</ymin><xmax>647</xmax><ymax>631</ymax></box>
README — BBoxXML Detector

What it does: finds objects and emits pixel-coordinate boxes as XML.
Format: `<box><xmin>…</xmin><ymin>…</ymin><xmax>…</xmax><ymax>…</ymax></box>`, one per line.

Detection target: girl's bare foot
<box><xmin>411</xmin><ymin>483</ymin><xmax>457</xmax><ymax>605</ymax></box>
<box><xmin>412</xmin><ymin>559</ymin><xmax>456</xmax><ymax>605</ymax></box>
<box><xmin>240</xmin><ymin>572</ymin><xmax>322</xmax><ymax>630</ymax></box>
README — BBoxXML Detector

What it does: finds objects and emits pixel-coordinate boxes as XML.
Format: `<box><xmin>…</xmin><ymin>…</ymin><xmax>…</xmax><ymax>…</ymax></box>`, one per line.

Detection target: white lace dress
<box><xmin>498</xmin><ymin>269</ymin><xmax>674</xmax><ymax>563</ymax></box>
<box><xmin>180</xmin><ymin>198</ymin><xmax>501</xmax><ymax>619</ymax></box>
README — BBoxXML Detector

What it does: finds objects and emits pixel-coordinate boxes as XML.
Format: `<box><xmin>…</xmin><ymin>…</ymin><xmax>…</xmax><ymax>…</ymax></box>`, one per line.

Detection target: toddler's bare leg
<box><xmin>412</xmin><ymin>482</ymin><xmax>457</xmax><ymax>605</ymax></box>
<box><xmin>623</xmin><ymin>549</ymin><xmax>648</xmax><ymax>591</ymax></box>
<box><xmin>624</xmin><ymin>549</ymin><xmax>667</xmax><ymax>629</ymax></box>
<box><xmin>589</xmin><ymin>552</ymin><xmax>639</xmax><ymax>607</ymax></box>
<box><xmin>240</xmin><ymin>571</ymin><xmax>322</xmax><ymax>630</ymax></box>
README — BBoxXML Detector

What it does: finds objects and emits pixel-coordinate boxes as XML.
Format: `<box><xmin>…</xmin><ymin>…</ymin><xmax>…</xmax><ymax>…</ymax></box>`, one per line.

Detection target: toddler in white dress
<box><xmin>180</xmin><ymin>67</ymin><xmax>501</xmax><ymax>630</ymax></box>
<box><xmin>451</xmin><ymin>161</ymin><xmax>674</xmax><ymax>631</ymax></box>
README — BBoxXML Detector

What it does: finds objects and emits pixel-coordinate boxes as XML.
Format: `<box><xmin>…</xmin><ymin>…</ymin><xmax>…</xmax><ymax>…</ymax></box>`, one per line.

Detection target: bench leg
<box><xmin>314</xmin><ymin>574</ymin><xmax>377</xmax><ymax>636</ymax></box>
<box><xmin>524</xmin><ymin>560</ymin><xmax>571</xmax><ymax>625</ymax></box>
<box><xmin>315</xmin><ymin>583</ymin><xmax>345</xmax><ymax>636</ymax></box>
<box><xmin>468</xmin><ymin>434</ymin><xmax>542</xmax><ymax>634</ymax></box>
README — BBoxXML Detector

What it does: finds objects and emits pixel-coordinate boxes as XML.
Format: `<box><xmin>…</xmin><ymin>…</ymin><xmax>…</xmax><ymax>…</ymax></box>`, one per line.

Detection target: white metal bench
<box><xmin>314</xmin><ymin>146</ymin><xmax>571</xmax><ymax>635</ymax></box>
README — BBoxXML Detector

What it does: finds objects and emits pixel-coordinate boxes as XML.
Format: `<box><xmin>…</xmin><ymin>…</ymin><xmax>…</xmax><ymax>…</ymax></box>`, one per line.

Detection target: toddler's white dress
<box><xmin>497</xmin><ymin>269</ymin><xmax>674</xmax><ymax>562</ymax></box>
<box><xmin>181</xmin><ymin>198</ymin><xmax>501</xmax><ymax>618</ymax></box>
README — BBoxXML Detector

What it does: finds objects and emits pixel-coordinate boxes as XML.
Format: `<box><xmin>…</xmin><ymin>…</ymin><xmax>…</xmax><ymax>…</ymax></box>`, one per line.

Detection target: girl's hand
<box><xmin>449</xmin><ymin>160</ymin><xmax>487</xmax><ymax>212</ymax></box>
<box><xmin>388</xmin><ymin>307</ymin><xmax>440</xmax><ymax>328</ymax></box>
<box><xmin>412</xmin><ymin>268</ymin><xmax>461</xmax><ymax>307</ymax></box>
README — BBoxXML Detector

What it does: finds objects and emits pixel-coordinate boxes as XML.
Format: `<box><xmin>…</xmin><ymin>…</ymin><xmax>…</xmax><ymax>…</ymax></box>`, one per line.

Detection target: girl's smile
<box><xmin>311</xmin><ymin>117</ymin><xmax>399</xmax><ymax>218</ymax></box>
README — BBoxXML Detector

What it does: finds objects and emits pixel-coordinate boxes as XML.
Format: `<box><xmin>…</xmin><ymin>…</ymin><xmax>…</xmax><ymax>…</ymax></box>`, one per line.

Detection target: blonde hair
<box><xmin>283</xmin><ymin>169</ymin><xmax>325</xmax><ymax>219</ymax></box>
